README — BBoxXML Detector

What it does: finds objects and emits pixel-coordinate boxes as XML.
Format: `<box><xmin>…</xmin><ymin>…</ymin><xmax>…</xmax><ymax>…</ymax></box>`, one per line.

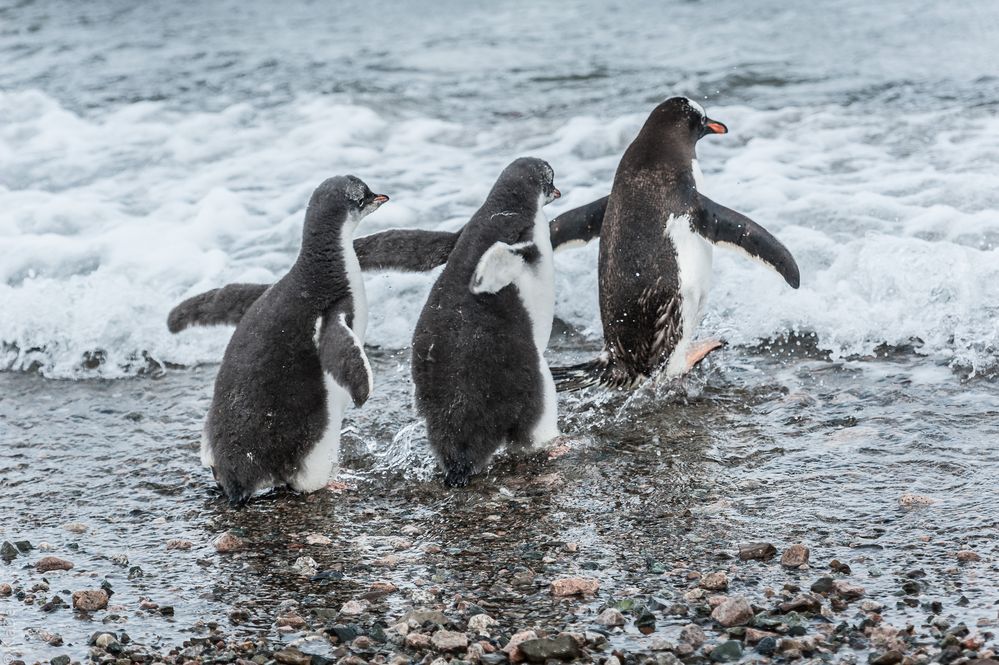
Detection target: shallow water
<box><xmin>3</xmin><ymin>0</ymin><xmax>999</xmax><ymax>376</ymax></box>
<box><xmin>2</xmin><ymin>0</ymin><xmax>999</xmax><ymax>661</ymax></box>
<box><xmin>2</xmin><ymin>346</ymin><xmax>998</xmax><ymax>661</ymax></box>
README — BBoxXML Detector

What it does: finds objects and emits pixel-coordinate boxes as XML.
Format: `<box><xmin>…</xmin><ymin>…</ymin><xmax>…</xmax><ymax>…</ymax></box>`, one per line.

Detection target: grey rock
<box><xmin>404</xmin><ymin>609</ymin><xmax>450</xmax><ymax>627</ymax></box>
<box><xmin>710</xmin><ymin>641</ymin><xmax>743</xmax><ymax>662</ymax></box>
<box><xmin>810</xmin><ymin>577</ymin><xmax>834</xmax><ymax>594</ymax></box>
<box><xmin>431</xmin><ymin>630</ymin><xmax>468</xmax><ymax>652</ymax></box>
<box><xmin>756</xmin><ymin>636</ymin><xmax>777</xmax><ymax>656</ymax></box>
<box><xmin>89</xmin><ymin>631</ymin><xmax>117</xmax><ymax>646</ymax></box>
<box><xmin>832</xmin><ymin>580</ymin><xmax>865</xmax><ymax>599</ymax></box>
<box><xmin>679</xmin><ymin>624</ymin><xmax>706</xmax><ymax>647</ymax></box>
<box><xmin>329</xmin><ymin>625</ymin><xmax>358</xmax><ymax>643</ymax></box>
<box><xmin>655</xmin><ymin>654</ymin><xmax>681</xmax><ymax>665</ymax></box>
<box><xmin>596</xmin><ymin>608</ymin><xmax>626</xmax><ymax>627</ymax></box>
<box><xmin>467</xmin><ymin>613</ymin><xmax>498</xmax><ymax>637</ymax></box>
<box><xmin>711</xmin><ymin>597</ymin><xmax>754</xmax><ymax>627</ymax></box>
<box><xmin>1</xmin><ymin>541</ymin><xmax>18</xmax><ymax>560</ymax></box>
<box><xmin>738</xmin><ymin>542</ymin><xmax>777</xmax><ymax>561</ymax></box>
<box><xmin>518</xmin><ymin>636</ymin><xmax>581</xmax><ymax>662</ymax></box>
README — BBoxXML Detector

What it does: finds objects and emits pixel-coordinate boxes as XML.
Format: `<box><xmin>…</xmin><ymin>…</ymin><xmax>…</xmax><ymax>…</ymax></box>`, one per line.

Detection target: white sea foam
<box><xmin>2</xmin><ymin>90</ymin><xmax>998</xmax><ymax>377</ymax></box>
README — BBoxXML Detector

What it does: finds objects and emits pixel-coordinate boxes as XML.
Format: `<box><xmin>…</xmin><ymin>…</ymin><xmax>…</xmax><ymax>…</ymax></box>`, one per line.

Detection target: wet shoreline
<box><xmin>2</xmin><ymin>345</ymin><xmax>997</xmax><ymax>664</ymax></box>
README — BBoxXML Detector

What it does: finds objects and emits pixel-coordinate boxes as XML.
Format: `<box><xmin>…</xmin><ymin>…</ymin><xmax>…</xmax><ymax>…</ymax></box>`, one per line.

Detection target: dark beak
<box><xmin>703</xmin><ymin>118</ymin><xmax>728</xmax><ymax>136</ymax></box>
<box><xmin>372</xmin><ymin>194</ymin><xmax>389</xmax><ymax>204</ymax></box>
<box><xmin>551</xmin><ymin>187</ymin><xmax>561</xmax><ymax>199</ymax></box>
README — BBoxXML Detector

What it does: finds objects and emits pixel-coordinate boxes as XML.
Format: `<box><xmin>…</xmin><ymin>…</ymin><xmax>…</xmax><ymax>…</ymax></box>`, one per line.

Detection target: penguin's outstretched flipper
<box><xmin>166</xmin><ymin>230</ymin><xmax>459</xmax><ymax>333</ymax></box>
<box><xmin>318</xmin><ymin>312</ymin><xmax>372</xmax><ymax>408</ymax></box>
<box><xmin>469</xmin><ymin>241</ymin><xmax>540</xmax><ymax>294</ymax></box>
<box><xmin>167</xmin><ymin>283</ymin><xmax>270</xmax><ymax>333</ymax></box>
<box><xmin>354</xmin><ymin>228</ymin><xmax>459</xmax><ymax>272</ymax></box>
<box><xmin>549</xmin><ymin>195</ymin><xmax>608</xmax><ymax>251</ymax></box>
<box><xmin>169</xmin><ymin>198</ymin><xmax>608</xmax><ymax>334</ymax></box>
<box><xmin>693</xmin><ymin>194</ymin><xmax>801</xmax><ymax>288</ymax></box>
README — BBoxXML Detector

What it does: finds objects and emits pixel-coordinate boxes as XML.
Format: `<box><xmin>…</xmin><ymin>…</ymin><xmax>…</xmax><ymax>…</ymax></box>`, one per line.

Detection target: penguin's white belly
<box><xmin>342</xmin><ymin>225</ymin><xmax>368</xmax><ymax>338</ymax></box>
<box><xmin>289</xmin><ymin>345</ymin><xmax>355</xmax><ymax>493</ymax></box>
<box><xmin>291</xmin><ymin>231</ymin><xmax>367</xmax><ymax>492</ymax></box>
<box><xmin>664</xmin><ymin>213</ymin><xmax>713</xmax><ymax>378</ymax></box>
<box><xmin>514</xmin><ymin>209</ymin><xmax>558</xmax><ymax>444</ymax></box>
<box><xmin>199</xmin><ymin>428</ymin><xmax>214</xmax><ymax>468</ymax></box>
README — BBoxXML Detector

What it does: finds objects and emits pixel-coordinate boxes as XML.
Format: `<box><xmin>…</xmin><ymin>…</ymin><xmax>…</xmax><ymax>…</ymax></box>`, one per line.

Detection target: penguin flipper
<box><xmin>693</xmin><ymin>194</ymin><xmax>801</xmax><ymax>288</ymax></box>
<box><xmin>469</xmin><ymin>241</ymin><xmax>540</xmax><ymax>294</ymax></box>
<box><xmin>548</xmin><ymin>195</ymin><xmax>609</xmax><ymax>251</ymax></box>
<box><xmin>354</xmin><ymin>229</ymin><xmax>460</xmax><ymax>272</ymax></box>
<box><xmin>318</xmin><ymin>312</ymin><xmax>373</xmax><ymax>408</ymax></box>
<box><xmin>167</xmin><ymin>283</ymin><xmax>270</xmax><ymax>332</ymax></box>
<box><xmin>168</xmin><ymin>230</ymin><xmax>460</xmax><ymax>333</ymax></box>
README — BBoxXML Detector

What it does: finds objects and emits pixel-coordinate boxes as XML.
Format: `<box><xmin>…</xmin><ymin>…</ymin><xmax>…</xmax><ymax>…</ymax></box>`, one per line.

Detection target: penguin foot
<box><xmin>442</xmin><ymin>462</ymin><xmax>474</xmax><ymax>488</ymax></box>
<box><xmin>546</xmin><ymin>435</ymin><xmax>576</xmax><ymax>460</ymax></box>
<box><xmin>684</xmin><ymin>338</ymin><xmax>726</xmax><ymax>373</ymax></box>
<box><xmin>324</xmin><ymin>480</ymin><xmax>353</xmax><ymax>493</ymax></box>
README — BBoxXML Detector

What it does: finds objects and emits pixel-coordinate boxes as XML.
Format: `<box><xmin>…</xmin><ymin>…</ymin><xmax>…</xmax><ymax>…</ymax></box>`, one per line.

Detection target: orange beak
<box><xmin>704</xmin><ymin>118</ymin><xmax>728</xmax><ymax>135</ymax></box>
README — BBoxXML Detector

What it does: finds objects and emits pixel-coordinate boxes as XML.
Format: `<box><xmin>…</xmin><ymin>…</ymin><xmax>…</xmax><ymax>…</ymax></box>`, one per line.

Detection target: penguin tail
<box><xmin>550</xmin><ymin>359</ymin><xmax>603</xmax><ymax>392</ymax></box>
<box><xmin>550</xmin><ymin>353</ymin><xmax>616</xmax><ymax>392</ymax></box>
<box><xmin>551</xmin><ymin>351</ymin><xmax>649</xmax><ymax>392</ymax></box>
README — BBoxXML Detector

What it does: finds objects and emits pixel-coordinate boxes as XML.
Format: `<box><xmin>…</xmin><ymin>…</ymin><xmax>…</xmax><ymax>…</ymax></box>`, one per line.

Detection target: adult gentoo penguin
<box><xmin>411</xmin><ymin>157</ymin><xmax>562</xmax><ymax>487</ymax></box>
<box><xmin>165</xmin><ymin>199</ymin><xmax>608</xmax><ymax>332</ymax></box>
<box><xmin>202</xmin><ymin>176</ymin><xmax>388</xmax><ymax>504</ymax></box>
<box><xmin>551</xmin><ymin>97</ymin><xmax>800</xmax><ymax>391</ymax></box>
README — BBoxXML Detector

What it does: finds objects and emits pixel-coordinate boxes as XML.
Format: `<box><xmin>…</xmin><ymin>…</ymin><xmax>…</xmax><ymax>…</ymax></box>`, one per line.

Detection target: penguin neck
<box><xmin>290</xmin><ymin>208</ymin><xmax>356</xmax><ymax>309</ymax></box>
<box><xmin>480</xmin><ymin>182</ymin><xmax>538</xmax><ymax>238</ymax></box>
<box><xmin>627</xmin><ymin>123</ymin><xmax>697</xmax><ymax>173</ymax></box>
<box><xmin>482</xmin><ymin>182</ymin><xmax>539</xmax><ymax>222</ymax></box>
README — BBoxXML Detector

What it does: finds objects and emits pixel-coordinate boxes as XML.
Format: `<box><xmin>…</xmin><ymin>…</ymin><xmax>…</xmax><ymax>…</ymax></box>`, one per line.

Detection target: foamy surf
<box><xmin>2</xmin><ymin>90</ymin><xmax>998</xmax><ymax>377</ymax></box>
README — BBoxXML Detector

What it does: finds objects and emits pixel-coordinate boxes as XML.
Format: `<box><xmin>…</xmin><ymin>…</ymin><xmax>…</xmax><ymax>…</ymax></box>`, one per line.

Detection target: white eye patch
<box><xmin>684</xmin><ymin>97</ymin><xmax>706</xmax><ymax>117</ymax></box>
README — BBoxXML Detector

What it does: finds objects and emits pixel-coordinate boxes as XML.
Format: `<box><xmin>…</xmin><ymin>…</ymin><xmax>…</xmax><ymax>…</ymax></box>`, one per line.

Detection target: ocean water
<box><xmin>2</xmin><ymin>0</ymin><xmax>999</xmax><ymax>376</ymax></box>
<box><xmin>2</xmin><ymin>0</ymin><xmax>999</xmax><ymax>661</ymax></box>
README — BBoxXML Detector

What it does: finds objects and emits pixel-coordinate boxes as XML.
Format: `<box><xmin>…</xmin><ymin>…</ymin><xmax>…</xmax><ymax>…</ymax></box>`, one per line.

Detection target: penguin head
<box><xmin>503</xmin><ymin>157</ymin><xmax>562</xmax><ymax>206</ymax></box>
<box><xmin>652</xmin><ymin>97</ymin><xmax>728</xmax><ymax>144</ymax></box>
<box><xmin>309</xmin><ymin>175</ymin><xmax>390</xmax><ymax>225</ymax></box>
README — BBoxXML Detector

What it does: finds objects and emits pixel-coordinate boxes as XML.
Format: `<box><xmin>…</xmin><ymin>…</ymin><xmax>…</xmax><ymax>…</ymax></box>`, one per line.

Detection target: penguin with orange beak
<box><xmin>551</xmin><ymin>97</ymin><xmax>800</xmax><ymax>391</ymax></box>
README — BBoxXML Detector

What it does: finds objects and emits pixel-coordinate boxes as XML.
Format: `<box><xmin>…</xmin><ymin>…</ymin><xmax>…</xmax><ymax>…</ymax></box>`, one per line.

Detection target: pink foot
<box><xmin>547</xmin><ymin>435</ymin><xmax>576</xmax><ymax>459</ymax></box>
<box><xmin>684</xmin><ymin>338</ymin><xmax>725</xmax><ymax>373</ymax></box>
<box><xmin>325</xmin><ymin>480</ymin><xmax>353</xmax><ymax>493</ymax></box>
